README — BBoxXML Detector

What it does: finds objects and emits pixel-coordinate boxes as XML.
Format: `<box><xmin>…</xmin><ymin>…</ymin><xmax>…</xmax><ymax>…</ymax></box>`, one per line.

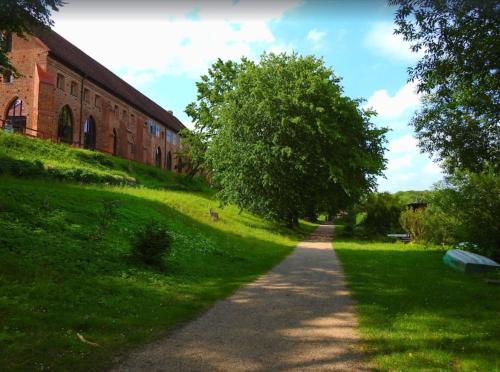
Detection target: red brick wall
<box><xmin>1</xmin><ymin>34</ymin><xmax>182</xmax><ymax>171</ymax></box>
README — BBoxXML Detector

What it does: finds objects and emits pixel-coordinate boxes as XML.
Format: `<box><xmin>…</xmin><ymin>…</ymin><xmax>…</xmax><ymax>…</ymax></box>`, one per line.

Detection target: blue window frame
<box><xmin>166</xmin><ymin>129</ymin><xmax>171</xmax><ymax>143</ymax></box>
<box><xmin>148</xmin><ymin>119</ymin><xmax>153</xmax><ymax>135</ymax></box>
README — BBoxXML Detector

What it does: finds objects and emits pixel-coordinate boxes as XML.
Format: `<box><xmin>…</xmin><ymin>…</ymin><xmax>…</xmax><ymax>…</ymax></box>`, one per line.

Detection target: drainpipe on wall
<box><xmin>78</xmin><ymin>74</ymin><xmax>86</xmax><ymax>146</ymax></box>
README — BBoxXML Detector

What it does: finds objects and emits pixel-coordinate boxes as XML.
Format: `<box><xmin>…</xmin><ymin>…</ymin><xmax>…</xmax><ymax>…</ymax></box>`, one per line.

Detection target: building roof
<box><xmin>35</xmin><ymin>28</ymin><xmax>185</xmax><ymax>132</ymax></box>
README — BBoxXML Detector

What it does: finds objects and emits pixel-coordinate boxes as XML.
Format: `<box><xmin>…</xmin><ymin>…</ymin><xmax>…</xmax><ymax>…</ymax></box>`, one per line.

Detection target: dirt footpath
<box><xmin>114</xmin><ymin>224</ymin><xmax>368</xmax><ymax>371</ymax></box>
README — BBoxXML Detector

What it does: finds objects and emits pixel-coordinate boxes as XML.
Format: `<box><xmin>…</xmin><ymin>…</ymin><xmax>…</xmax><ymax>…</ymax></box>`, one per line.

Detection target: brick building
<box><xmin>0</xmin><ymin>29</ymin><xmax>185</xmax><ymax>171</ymax></box>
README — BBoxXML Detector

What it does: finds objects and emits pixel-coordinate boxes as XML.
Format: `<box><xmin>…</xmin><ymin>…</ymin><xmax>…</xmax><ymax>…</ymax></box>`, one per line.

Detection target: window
<box><xmin>5</xmin><ymin>97</ymin><xmax>26</xmax><ymax>133</ymax></box>
<box><xmin>155</xmin><ymin>123</ymin><xmax>160</xmax><ymax>137</ymax></box>
<box><xmin>166</xmin><ymin>129</ymin><xmax>171</xmax><ymax>143</ymax></box>
<box><xmin>94</xmin><ymin>95</ymin><xmax>101</xmax><ymax>108</ymax></box>
<box><xmin>56</xmin><ymin>74</ymin><xmax>65</xmax><ymax>90</ymax></box>
<box><xmin>70</xmin><ymin>81</ymin><xmax>78</xmax><ymax>96</ymax></box>
<box><xmin>148</xmin><ymin>119</ymin><xmax>153</xmax><ymax>135</ymax></box>
<box><xmin>173</xmin><ymin>132</ymin><xmax>177</xmax><ymax>145</ymax></box>
<box><xmin>114</xmin><ymin>105</ymin><xmax>119</xmax><ymax>117</ymax></box>
<box><xmin>155</xmin><ymin>147</ymin><xmax>162</xmax><ymax>167</ymax></box>
<box><xmin>83</xmin><ymin>88</ymin><xmax>90</xmax><ymax>103</ymax></box>
<box><xmin>57</xmin><ymin>105</ymin><xmax>73</xmax><ymax>144</ymax></box>
<box><xmin>112</xmin><ymin>128</ymin><xmax>118</xmax><ymax>155</ymax></box>
<box><xmin>83</xmin><ymin>116</ymin><xmax>96</xmax><ymax>150</ymax></box>
<box><xmin>131</xmin><ymin>137</ymin><xmax>136</xmax><ymax>154</ymax></box>
<box><xmin>166</xmin><ymin>151</ymin><xmax>172</xmax><ymax>171</ymax></box>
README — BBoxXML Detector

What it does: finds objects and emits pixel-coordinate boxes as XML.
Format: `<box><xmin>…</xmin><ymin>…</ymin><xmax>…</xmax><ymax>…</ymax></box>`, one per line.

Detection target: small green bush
<box><xmin>132</xmin><ymin>221</ymin><xmax>172</xmax><ymax>267</ymax></box>
<box><xmin>399</xmin><ymin>208</ymin><xmax>430</xmax><ymax>243</ymax></box>
<box><xmin>361</xmin><ymin>192</ymin><xmax>403</xmax><ymax>236</ymax></box>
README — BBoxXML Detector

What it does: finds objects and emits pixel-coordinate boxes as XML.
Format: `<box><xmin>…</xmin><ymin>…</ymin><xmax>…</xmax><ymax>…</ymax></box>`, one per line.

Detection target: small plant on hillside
<box><xmin>132</xmin><ymin>221</ymin><xmax>172</xmax><ymax>267</ymax></box>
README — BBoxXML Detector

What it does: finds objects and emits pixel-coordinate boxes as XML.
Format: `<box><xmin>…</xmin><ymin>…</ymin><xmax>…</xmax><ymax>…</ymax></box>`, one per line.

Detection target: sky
<box><xmin>51</xmin><ymin>0</ymin><xmax>443</xmax><ymax>192</ymax></box>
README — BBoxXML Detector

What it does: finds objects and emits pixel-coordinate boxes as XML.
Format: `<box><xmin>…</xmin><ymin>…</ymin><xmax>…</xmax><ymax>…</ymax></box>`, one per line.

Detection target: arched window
<box><xmin>57</xmin><ymin>105</ymin><xmax>73</xmax><ymax>144</ymax></box>
<box><xmin>166</xmin><ymin>151</ymin><xmax>172</xmax><ymax>171</ymax></box>
<box><xmin>4</xmin><ymin>97</ymin><xmax>27</xmax><ymax>133</ymax></box>
<box><xmin>83</xmin><ymin>116</ymin><xmax>96</xmax><ymax>150</ymax></box>
<box><xmin>112</xmin><ymin>128</ymin><xmax>118</xmax><ymax>155</ymax></box>
<box><xmin>155</xmin><ymin>147</ymin><xmax>162</xmax><ymax>167</ymax></box>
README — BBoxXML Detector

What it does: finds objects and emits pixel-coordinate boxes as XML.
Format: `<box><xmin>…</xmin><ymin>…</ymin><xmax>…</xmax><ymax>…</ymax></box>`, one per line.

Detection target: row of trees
<box><xmin>386</xmin><ymin>0</ymin><xmax>499</xmax><ymax>258</ymax></box>
<box><xmin>1</xmin><ymin>0</ymin><xmax>388</xmax><ymax>228</ymax></box>
<box><xmin>345</xmin><ymin>173</ymin><xmax>499</xmax><ymax>260</ymax></box>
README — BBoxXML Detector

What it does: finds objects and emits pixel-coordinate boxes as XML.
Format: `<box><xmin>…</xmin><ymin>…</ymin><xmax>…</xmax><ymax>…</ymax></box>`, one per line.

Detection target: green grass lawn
<box><xmin>334</xmin><ymin>229</ymin><xmax>500</xmax><ymax>371</ymax></box>
<box><xmin>0</xmin><ymin>132</ymin><xmax>316</xmax><ymax>370</ymax></box>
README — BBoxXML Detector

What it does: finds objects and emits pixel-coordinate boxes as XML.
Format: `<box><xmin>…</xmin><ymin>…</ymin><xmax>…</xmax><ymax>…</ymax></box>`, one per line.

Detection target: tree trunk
<box><xmin>287</xmin><ymin>213</ymin><xmax>299</xmax><ymax>229</ymax></box>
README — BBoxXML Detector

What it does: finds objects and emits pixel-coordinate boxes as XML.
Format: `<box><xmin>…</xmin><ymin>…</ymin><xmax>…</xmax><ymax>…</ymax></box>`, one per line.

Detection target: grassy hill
<box><xmin>0</xmin><ymin>131</ymin><xmax>206</xmax><ymax>190</ymax></box>
<box><xmin>0</xmin><ymin>132</ymin><xmax>315</xmax><ymax>370</ymax></box>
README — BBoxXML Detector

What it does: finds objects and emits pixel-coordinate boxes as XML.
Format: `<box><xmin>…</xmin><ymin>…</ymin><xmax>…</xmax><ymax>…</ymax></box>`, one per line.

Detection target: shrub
<box><xmin>361</xmin><ymin>192</ymin><xmax>403</xmax><ymax>236</ymax></box>
<box><xmin>429</xmin><ymin>168</ymin><xmax>500</xmax><ymax>260</ymax></box>
<box><xmin>399</xmin><ymin>208</ymin><xmax>429</xmax><ymax>242</ymax></box>
<box><xmin>132</xmin><ymin>221</ymin><xmax>172</xmax><ymax>267</ymax></box>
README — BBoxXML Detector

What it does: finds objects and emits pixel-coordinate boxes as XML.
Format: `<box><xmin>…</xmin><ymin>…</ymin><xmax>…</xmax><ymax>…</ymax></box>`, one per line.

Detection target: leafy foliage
<box><xmin>185</xmin><ymin>53</ymin><xmax>387</xmax><ymax>226</ymax></box>
<box><xmin>360</xmin><ymin>192</ymin><xmax>403</xmax><ymax>235</ymax></box>
<box><xmin>390</xmin><ymin>0</ymin><xmax>500</xmax><ymax>172</ymax></box>
<box><xmin>0</xmin><ymin>0</ymin><xmax>63</xmax><ymax>76</ymax></box>
<box><xmin>132</xmin><ymin>221</ymin><xmax>172</xmax><ymax>267</ymax></box>
<box><xmin>393</xmin><ymin>189</ymin><xmax>430</xmax><ymax>205</ymax></box>
<box><xmin>399</xmin><ymin>207</ymin><xmax>429</xmax><ymax>242</ymax></box>
<box><xmin>429</xmin><ymin>167</ymin><xmax>500</xmax><ymax>259</ymax></box>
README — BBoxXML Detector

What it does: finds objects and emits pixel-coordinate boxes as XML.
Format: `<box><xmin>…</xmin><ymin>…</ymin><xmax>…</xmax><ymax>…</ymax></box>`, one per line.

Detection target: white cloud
<box><xmin>307</xmin><ymin>29</ymin><xmax>326</xmax><ymax>42</ymax></box>
<box><xmin>365</xmin><ymin>80</ymin><xmax>421</xmax><ymax>120</ymax></box>
<box><xmin>377</xmin><ymin>134</ymin><xmax>443</xmax><ymax>192</ymax></box>
<box><xmin>306</xmin><ymin>28</ymin><xmax>327</xmax><ymax>50</ymax></box>
<box><xmin>364</xmin><ymin>22</ymin><xmax>424</xmax><ymax>62</ymax></box>
<box><xmin>387</xmin><ymin>154</ymin><xmax>413</xmax><ymax>172</ymax></box>
<box><xmin>424</xmin><ymin>161</ymin><xmax>442</xmax><ymax>175</ymax></box>
<box><xmin>388</xmin><ymin>134</ymin><xmax>418</xmax><ymax>154</ymax></box>
<box><xmin>52</xmin><ymin>0</ymin><xmax>302</xmax><ymax>83</ymax></box>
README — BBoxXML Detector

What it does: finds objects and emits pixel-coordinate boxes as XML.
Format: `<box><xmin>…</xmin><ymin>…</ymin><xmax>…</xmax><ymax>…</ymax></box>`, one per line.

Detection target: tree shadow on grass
<box><xmin>0</xmin><ymin>178</ymin><xmax>315</xmax><ymax>371</ymax></box>
<box><xmin>333</xmin><ymin>241</ymin><xmax>500</xmax><ymax>370</ymax></box>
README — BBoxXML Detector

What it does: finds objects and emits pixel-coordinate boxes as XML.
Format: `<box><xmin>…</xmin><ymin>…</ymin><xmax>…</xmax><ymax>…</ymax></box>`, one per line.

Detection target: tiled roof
<box><xmin>35</xmin><ymin>28</ymin><xmax>185</xmax><ymax>132</ymax></box>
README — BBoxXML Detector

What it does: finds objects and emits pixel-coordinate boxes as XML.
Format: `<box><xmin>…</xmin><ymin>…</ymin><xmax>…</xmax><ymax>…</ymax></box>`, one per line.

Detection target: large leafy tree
<box><xmin>390</xmin><ymin>0</ymin><xmax>500</xmax><ymax>173</ymax></box>
<box><xmin>0</xmin><ymin>0</ymin><xmax>63</xmax><ymax>76</ymax></box>
<box><xmin>186</xmin><ymin>53</ymin><xmax>387</xmax><ymax>227</ymax></box>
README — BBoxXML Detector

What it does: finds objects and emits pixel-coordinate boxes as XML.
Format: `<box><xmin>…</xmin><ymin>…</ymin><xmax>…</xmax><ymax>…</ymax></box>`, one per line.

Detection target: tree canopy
<box><xmin>0</xmin><ymin>0</ymin><xmax>63</xmax><ymax>76</ymax></box>
<box><xmin>390</xmin><ymin>0</ymin><xmax>500</xmax><ymax>173</ymax></box>
<box><xmin>184</xmin><ymin>53</ymin><xmax>387</xmax><ymax>227</ymax></box>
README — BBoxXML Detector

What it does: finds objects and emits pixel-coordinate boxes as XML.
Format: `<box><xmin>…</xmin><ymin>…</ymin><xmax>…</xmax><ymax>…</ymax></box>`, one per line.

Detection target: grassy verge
<box><xmin>0</xmin><ymin>132</ymin><xmax>316</xmax><ymax>370</ymax></box>
<box><xmin>334</xmin><ymin>228</ymin><xmax>500</xmax><ymax>371</ymax></box>
<box><xmin>0</xmin><ymin>131</ymin><xmax>206</xmax><ymax>190</ymax></box>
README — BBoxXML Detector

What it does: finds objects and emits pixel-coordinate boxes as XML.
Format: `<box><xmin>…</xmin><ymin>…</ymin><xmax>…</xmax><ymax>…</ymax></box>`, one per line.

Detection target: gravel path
<box><xmin>114</xmin><ymin>224</ymin><xmax>368</xmax><ymax>371</ymax></box>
